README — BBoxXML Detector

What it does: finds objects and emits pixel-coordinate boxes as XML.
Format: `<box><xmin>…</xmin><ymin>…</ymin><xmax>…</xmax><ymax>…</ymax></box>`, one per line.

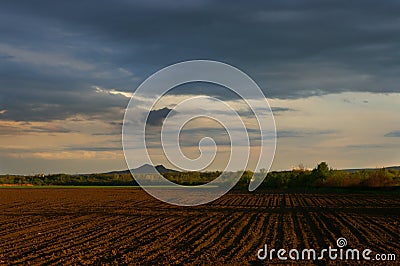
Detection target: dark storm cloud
<box><xmin>0</xmin><ymin>86</ymin><xmax>128</xmax><ymax>122</ymax></box>
<box><xmin>146</xmin><ymin>107</ymin><xmax>175</xmax><ymax>126</ymax></box>
<box><xmin>1</xmin><ymin>0</ymin><xmax>400</xmax><ymax>122</ymax></box>
<box><xmin>165</xmin><ymin>82</ymin><xmax>242</xmax><ymax>101</ymax></box>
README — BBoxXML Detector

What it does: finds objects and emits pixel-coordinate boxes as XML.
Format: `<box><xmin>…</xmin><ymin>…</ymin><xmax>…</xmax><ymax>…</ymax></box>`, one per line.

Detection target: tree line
<box><xmin>1</xmin><ymin>162</ymin><xmax>399</xmax><ymax>189</ymax></box>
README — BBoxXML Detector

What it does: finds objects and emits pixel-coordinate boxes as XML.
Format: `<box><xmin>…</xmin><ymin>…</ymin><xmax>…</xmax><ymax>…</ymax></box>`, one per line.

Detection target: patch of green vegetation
<box><xmin>1</xmin><ymin>162</ymin><xmax>399</xmax><ymax>191</ymax></box>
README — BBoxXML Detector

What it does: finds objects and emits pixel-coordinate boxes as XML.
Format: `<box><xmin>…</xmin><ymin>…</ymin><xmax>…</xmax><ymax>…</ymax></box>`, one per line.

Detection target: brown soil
<box><xmin>0</xmin><ymin>189</ymin><xmax>398</xmax><ymax>265</ymax></box>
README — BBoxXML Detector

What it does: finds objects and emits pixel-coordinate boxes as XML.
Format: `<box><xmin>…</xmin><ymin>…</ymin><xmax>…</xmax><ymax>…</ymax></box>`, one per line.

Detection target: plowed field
<box><xmin>0</xmin><ymin>189</ymin><xmax>398</xmax><ymax>265</ymax></box>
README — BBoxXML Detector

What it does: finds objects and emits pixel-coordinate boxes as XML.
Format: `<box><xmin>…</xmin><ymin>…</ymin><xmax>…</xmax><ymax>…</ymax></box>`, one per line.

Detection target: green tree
<box><xmin>314</xmin><ymin>162</ymin><xmax>330</xmax><ymax>180</ymax></box>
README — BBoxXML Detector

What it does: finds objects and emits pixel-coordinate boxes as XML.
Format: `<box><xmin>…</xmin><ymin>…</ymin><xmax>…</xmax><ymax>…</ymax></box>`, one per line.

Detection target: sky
<box><xmin>0</xmin><ymin>0</ymin><xmax>400</xmax><ymax>174</ymax></box>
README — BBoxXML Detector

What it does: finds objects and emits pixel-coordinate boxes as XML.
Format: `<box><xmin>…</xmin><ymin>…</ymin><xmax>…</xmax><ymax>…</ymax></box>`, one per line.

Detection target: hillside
<box><xmin>106</xmin><ymin>164</ymin><xmax>178</xmax><ymax>174</ymax></box>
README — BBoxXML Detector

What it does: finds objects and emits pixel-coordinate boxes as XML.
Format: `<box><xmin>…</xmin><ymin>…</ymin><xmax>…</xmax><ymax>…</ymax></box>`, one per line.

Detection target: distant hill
<box><xmin>101</xmin><ymin>164</ymin><xmax>400</xmax><ymax>175</ymax></box>
<box><xmin>106</xmin><ymin>164</ymin><xmax>178</xmax><ymax>175</ymax></box>
<box><xmin>342</xmin><ymin>165</ymin><xmax>400</xmax><ymax>173</ymax></box>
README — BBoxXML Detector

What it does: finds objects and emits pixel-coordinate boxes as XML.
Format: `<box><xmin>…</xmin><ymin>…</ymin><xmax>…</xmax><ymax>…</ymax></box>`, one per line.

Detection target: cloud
<box><xmin>0</xmin><ymin>0</ymin><xmax>399</xmax><ymax>127</ymax></box>
<box><xmin>65</xmin><ymin>146</ymin><xmax>121</xmax><ymax>152</ymax></box>
<box><xmin>1</xmin><ymin>1</ymin><xmax>400</xmax><ymax>174</ymax></box>
<box><xmin>146</xmin><ymin>107</ymin><xmax>175</xmax><ymax>126</ymax></box>
<box><xmin>385</xmin><ymin>130</ymin><xmax>400</xmax><ymax>137</ymax></box>
<box><xmin>271</xmin><ymin>107</ymin><xmax>294</xmax><ymax>112</ymax></box>
<box><xmin>277</xmin><ymin>129</ymin><xmax>336</xmax><ymax>138</ymax></box>
<box><xmin>346</xmin><ymin>144</ymin><xmax>386</xmax><ymax>149</ymax></box>
<box><xmin>27</xmin><ymin>125</ymin><xmax>72</xmax><ymax>133</ymax></box>
<box><xmin>91</xmin><ymin>132</ymin><xmax>120</xmax><ymax>136</ymax></box>
<box><xmin>0</xmin><ymin>86</ymin><xmax>128</xmax><ymax>122</ymax></box>
<box><xmin>0</xmin><ymin>0</ymin><xmax>398</xmax><ymax>132</ymax></box>
<box><xmin>0</xmin><ymin>121</ymin><xmax>73</xmax><ymax>135</ymax></box>
<box><xmin>271</xmin><ymin>107</ymin><xmax>296</xmax><ymax>115</ymax></box>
